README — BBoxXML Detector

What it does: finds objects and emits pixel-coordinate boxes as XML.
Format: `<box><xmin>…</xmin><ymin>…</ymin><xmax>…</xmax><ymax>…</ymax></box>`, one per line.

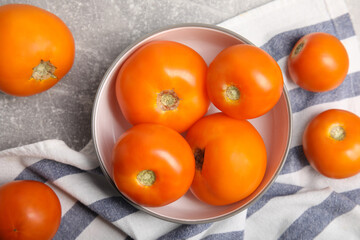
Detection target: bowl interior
<box><xmin>92</xmin><ymin>25</ymin><xmax>292</xmax><ymax>223</ymax></box>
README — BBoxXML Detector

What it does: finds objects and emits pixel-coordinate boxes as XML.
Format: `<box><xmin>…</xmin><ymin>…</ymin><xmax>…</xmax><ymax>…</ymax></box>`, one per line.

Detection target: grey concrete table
<box><xmin>0</xmin><ymin>0</ymin><xmax>359</xmax><ymax>151</ymax></box>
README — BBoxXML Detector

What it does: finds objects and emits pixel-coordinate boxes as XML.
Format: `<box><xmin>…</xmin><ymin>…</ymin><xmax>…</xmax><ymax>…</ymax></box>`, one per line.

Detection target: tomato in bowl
<box><xmin>92</xmin><ymin>24</ymin><xmax>292</xmax><ymax>224</ymax></box>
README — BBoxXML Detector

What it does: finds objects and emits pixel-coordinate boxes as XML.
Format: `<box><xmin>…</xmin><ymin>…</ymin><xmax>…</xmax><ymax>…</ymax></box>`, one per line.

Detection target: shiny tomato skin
<box><xmin>288</xmin><ymin>32</ymin><xmax>349</xmax><ymax>92</ymax></box>
<box><xmin>0</xmin><ymin>4</ymin><xmax>75</xmax><ymax>96</ymax></box>
<box><xmin>0</xmin><ymin>180</ymin><xmax>62</xmax><ymax>240</ymax></box>
<box><xmin>116</xmin><ymin>40</ymin><xmax>209</xmax><ymax>133</ymax></box>
<box><xmin>207</xmin><ymin>44</ymin><xmax>283</xmax><ymax>120</ymax></box>
<box><xmin>112</xmin><ymin>123</ymin><xmax>195</xmax><ymax>207</ymax></box>
<box><xmin>303</xmin><ymin>109</ymin><xmax>360</xmax><ymax>179</ymax></box>
<box><xmin>185</xmin><ymin>113</ymin><xmax>267</xmax><ymax>206</ymax></box>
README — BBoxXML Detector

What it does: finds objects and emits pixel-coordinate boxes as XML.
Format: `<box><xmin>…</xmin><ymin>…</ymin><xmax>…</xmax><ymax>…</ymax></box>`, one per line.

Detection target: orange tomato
<box><xmin>288</xmin><ymin>32</ymin><xmax>349</xmax><ymax>92</ymax></box>
<box><xmin>206</xmin><ymin>44</ymin><xmax>283</xmax><ymax>120</ymax></box>
<box><xmin>112</xmin><ymin>123</ymin><xmax>195</xmax><ymax>207</ymax></box>
<box><xmin>0</xmin><ymin>180</ymin><xmax>61</xmax><ymax>240</ymax></box>
<box><xmin>303</xmin><ymin>109</ymin><xmax>360</xmax><ymax>178</ymax></box>
<box><xmin>185</xmin><ymin>113</ymin><xmax>267</xmax><ymax>206</ymax></box>
<box><xmin>0</xmin><ymin>4</ymin><xmax>75</xmax><ymax>96</ymax></box>
<box><xmin>115</xmin><ymin>40</ymin><xmax>209</xmax><ymax>133</ymax></box>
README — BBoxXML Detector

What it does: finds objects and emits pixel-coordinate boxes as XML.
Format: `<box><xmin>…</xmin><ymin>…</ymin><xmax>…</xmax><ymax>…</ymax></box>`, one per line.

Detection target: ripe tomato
<box><xmin>0</xmin><ymin>180</ymin><xmax>61</xmax><ymax>240</ymax></box>
<box><xmin>303</xmin><ymin>109</ymin><xmax>360</xmax><ymax>179</ymax></box>
<box><xmin>206</xmin><ymin>44</ymin><xmax>283</xmax><ymax>120</ymax></box>
<box><xmin>112</xmin><ymin>123</ymin><xmax>195</xmax><ymax>207</ymax></box>
<box><xmin>0</xmin><ymin>4</ymin><xmax>75</xmax><ymax>96</ymax></box>
<box><xmin>115</xmin><ymin>40</ymin><xmax>209</xmax><ymax>133</ymax></box>
<box><xmin>185</xmin><ymin>113</ymin><xmax>267</xmax><ymax>206</ymax></box>
<box><xmin>288</xmin><ymin>32</ymin><xmax>349</xmax><ymax>92</ymax></box>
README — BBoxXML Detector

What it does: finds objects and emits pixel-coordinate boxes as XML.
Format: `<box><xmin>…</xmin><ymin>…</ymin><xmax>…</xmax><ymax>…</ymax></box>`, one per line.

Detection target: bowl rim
<box><xmin>91</xmin><ymin>23</ymin><xmax>293</xmax><ymax>224</ymax></box>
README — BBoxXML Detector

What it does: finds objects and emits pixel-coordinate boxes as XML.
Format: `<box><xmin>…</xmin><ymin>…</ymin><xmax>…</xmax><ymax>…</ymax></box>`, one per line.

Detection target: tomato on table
<box><xmin>288</xmin><ymin>32</ymin><xmax>349</xmax><ymax>92</ymax></box>
<box><xmin>115</xmin><ymin>40</ymin><xmax>209</xmax><ymax>133</ymax></box>
<box><xmin>303</xmin><ymin>109</ymin><xmax>360</xmax><ymax>178</ymax></box>
<box><xmin>185</xmin><ymin>113</ymin><xmax>267</xmax><ymax>206</ymax></box>
<box><xmin>112</xmin><ymin>123</ymin><xmax>195</xmax><ymax>207</ymax></box>
<box><xmin>0</xmin><ymin>4</ymin><xmax>75</xmax><ymax>96</ymax></box>
<box><xmin>206</xmin><ymin>44</ymin><xmax>283</xmax><ymax>120</ymax></box>
<box><xmin>0</xmin><ymin>180</ymin><xmax>62</xmax><ymax>240</ymax></box>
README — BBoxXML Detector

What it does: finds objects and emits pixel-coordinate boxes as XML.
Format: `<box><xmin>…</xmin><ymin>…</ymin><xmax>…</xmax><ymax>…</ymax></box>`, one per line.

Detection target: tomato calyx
<box><xmin>329</xmin><ymin>125</ymin><xmax>346</xmax><ymax>141</ymax></box>
<box><xmin>31</xmin><ymin>60</ymin><xmax>57</xmax><ymax>81</ymax></box>
<box><xmin>157</xmin><ymin>89</ymin><xmax>180</xmax><ymax>111</ymax></box>
<box><xmin>194</xmin><ymin>148</ymin><xmax>205</xmax><ymax>171</ymax></box>
<box><xmin>137</xmin><ymin>170</ymin><xmax>156</xmax><ymax>186</ymax></box>
<box><xmin>225</xmin><ymin>85</ymin><xmax>240</xmax><ymax>102</ymax></box>
<box><xmin>292</xmin><ymin>40</ymin><xmax>306</xmax><ymax>58</ymax></box>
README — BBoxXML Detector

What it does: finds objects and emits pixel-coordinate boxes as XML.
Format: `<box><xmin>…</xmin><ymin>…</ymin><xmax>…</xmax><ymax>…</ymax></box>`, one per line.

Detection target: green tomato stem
<box><xmin>157</xmin><ymin>89</ymin><xmax>180</xmax><ymax>111</ymax></box>
<box><xmin>330</xmin><ymin>125</ymin><xmax>346</xmax><ymax>141</ymax></box>
<box><xmin>31</xmin><ymin>60</ymin><xmax>57</xmax><ymax>81</ymax></box>
<box><xmin>225</xmin><ymin>85</ymin><xmax>240</xmax><ymax>101</ymax></box>
<box><xmin>137</xmin><ymin>170</ymin><xmax>156</xmax><ymax>186</ymax></box>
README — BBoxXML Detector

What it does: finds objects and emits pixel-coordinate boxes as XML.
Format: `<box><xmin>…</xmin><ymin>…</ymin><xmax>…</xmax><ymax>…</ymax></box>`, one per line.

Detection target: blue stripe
<box><xmin>14</xmin><ymin>159</ymin><xmax>105</xmax><ymax>182</ymax></box>
<box><xmin>261</xmin><ymin>13</ymin><xmax>355</xmax><ymax>61</ymax></box>
<box><xmin>289</xmin><ymin>71</ymin><xmax>360</xmax><ymax>113</ymax></box>
<box><xmin>202</xmin><ymin>231</ymin><xmax>244</xmax><ymax>240</ymax></box>
<box><xmin>89</xmin><ymin>166</ymin><xmax>104</xmax><ymax>176</ymax></box>
<box><xmin>280</xmin><ymin>146</ymin><xmax>309</xmax><ymax>175</ymax></box>
<box><xmin>247</xmin><ymin>183</ymin><xmax>302</xmax><ymax>218</ymax></box>
<box><xmin>88</xmin><ymin>196</ymin><xmax>138</xmax><ymax>222</ymax></box>
<box><xmin>54</xmin><ymin>202</ymin><xmax>98</xmax><ymax>240</ymax></box>
<box><xmin>157</xmin><ymin>223</ymin><xmax>212</xmax><ymax>240</ymax></box>
<box><xmin>15</xmin><ymin>159</ymin><xmax>84</xmax><ymax>181</ymax></box>
<box><xmin>342</xmin><ymin>188</ymin><xmax>360</xmax><ymax>205</ymax></box>
<box><xmin>15</xmin><ymin>168</ymin><xmax>47</xmax><ymax>182</ymax></box>
<box><xmin>278</xmin><ymin>191</ymin><xmax>356</xmax><ymax>240</ymax></box>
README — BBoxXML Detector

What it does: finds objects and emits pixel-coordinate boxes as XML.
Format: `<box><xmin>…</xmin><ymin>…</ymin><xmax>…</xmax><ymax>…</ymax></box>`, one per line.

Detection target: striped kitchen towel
<box><xmin>0</xmin><ymin>0</ymin><xmax>359</xmax><ymax>239</ymax></box>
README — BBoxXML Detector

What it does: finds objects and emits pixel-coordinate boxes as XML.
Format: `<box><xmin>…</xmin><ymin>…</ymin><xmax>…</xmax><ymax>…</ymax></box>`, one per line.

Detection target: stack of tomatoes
<box><xmin>112</xmin><ymin>41</ymin><xmax>284</xmax><ymax>207</ymax></box>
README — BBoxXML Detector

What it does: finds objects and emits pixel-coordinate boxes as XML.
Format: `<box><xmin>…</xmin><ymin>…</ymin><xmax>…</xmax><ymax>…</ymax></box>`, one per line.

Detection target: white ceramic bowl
<box><xmin>92</xmin><ymin>24</ymin><xmax>292</xmax><ymax>224</ymax></box>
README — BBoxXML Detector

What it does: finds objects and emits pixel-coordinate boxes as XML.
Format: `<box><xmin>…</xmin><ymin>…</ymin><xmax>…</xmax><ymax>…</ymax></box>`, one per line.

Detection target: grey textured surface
<box><xmin>0</xmin><ymin>0</ymin><xmax>359</xmax><ymax>151</ymax></box>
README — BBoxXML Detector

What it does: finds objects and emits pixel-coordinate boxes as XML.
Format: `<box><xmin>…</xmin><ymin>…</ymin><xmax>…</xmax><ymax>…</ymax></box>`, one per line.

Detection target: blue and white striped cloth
<box><xmin>1</xmin><ymin>0</ymin><xmax>359</xmax><ymax>239</ymax></box>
